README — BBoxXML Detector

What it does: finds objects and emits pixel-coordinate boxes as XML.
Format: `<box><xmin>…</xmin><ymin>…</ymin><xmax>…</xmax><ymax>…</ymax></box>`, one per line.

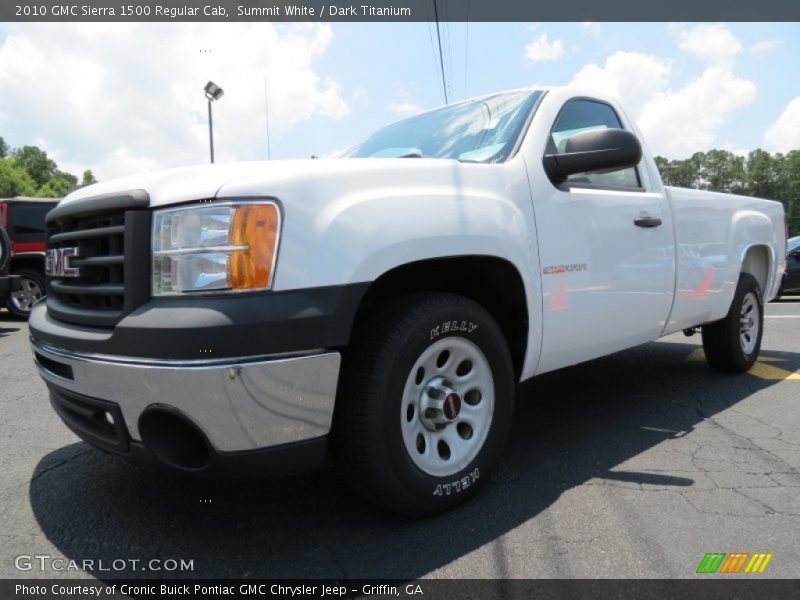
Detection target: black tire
<box><xmin>0</xmin><ymin>227</ymin><xmax>11</xmax><ymax>273</ymax></box>
<box><xmin>5</xmin><ymin>268</ymin><xmax>46</xmax><ymax>319</ymax></box>
<box><xmin>702</xmin><ymin>273</ymin><xmax>763</xmax><ymax>373</ymax></box>
<box><xmin>332</xmin><ymin>293</ymin><xmax>515</xmax><ymax>516</ymax></box>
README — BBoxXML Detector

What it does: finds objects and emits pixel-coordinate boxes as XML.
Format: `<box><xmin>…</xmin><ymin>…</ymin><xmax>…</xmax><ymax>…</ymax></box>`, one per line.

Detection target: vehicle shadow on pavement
<box><xmin>28</xmin><ymin>339</ymin><xmax>800</xmax><ymax>579</ymax></box>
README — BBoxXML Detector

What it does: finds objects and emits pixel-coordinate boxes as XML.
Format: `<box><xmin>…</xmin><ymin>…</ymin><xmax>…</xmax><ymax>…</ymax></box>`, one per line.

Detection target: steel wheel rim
<box><xmin>10</xmin><ymin>277</ymin><xmax>43</xmax><ymax>312</ymax></box>
<box><xmin>400</xmin><ymin>337</ymin><xmax>494</xmax><ymax>477</ymax></box>
<box><xmin>739</xmin><ymin>291</ymin><xmax>759</xmax><ymax>355</ymax></box>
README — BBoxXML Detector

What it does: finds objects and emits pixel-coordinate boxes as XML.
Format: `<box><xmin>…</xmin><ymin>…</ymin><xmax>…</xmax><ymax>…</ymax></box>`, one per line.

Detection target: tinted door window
<box><xmin>548</xmin><ymin>99</ymin><xmax>640</xmax><ymax>189</ymax></box>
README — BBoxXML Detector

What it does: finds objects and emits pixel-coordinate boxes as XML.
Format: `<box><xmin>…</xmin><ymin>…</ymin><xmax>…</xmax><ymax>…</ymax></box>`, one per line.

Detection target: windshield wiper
<box><xmin>398</xmin><ymin>151</ymin><xmax>424</xmax><ymax>158</ymax></box>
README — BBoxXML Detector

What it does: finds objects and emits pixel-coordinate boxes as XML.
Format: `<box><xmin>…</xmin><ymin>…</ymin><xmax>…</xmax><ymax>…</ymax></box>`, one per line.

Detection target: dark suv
<box><xmin>0</xmin><ymin>197</ymin><xmax>60</xmax><ymax>318</ymax></box>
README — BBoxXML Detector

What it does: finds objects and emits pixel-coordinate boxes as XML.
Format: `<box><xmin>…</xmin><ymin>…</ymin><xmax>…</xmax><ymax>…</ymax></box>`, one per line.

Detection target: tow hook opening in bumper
<box><xmin>139</xmin><ymin>408</ymin><xmax>211</xmax><ymax>471</ymax></box>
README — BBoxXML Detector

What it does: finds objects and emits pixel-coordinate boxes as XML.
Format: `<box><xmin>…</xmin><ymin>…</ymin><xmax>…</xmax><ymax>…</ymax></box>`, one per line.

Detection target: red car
<box><xmin>0</xmin><ymin>197</ymin><xmax>60</xmax><ymax>318</ymax></box>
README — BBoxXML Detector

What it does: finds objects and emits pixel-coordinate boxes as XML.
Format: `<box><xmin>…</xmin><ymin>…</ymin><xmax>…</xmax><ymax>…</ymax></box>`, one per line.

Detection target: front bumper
<box><xmin>32</xmin><ymin>339</ymin><xmax>341</xmax><ymax>472</ymax></box>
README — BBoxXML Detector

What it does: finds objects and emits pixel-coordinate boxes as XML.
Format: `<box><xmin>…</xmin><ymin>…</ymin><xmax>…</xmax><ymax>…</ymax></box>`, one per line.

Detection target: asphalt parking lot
<box><xmin>1</xmin><ymin>301</ymin><xmax>799</xmax><ymax>580</ymax></box>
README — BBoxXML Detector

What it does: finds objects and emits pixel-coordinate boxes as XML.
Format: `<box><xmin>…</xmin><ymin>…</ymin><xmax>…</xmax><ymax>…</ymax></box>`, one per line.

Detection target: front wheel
<box><xmin>702</xmin><ymin>273</ymin><xmax>763</xmax><ymax>373</ymax></box>
<box><xmin>332</xmin><ymin>293</ymin><xmax>515</xmax><ymax>516</ymax></box>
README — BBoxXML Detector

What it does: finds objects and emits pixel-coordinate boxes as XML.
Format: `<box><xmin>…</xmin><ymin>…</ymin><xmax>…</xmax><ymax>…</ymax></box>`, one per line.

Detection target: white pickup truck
<box><xmin>30</xmin><ymin>87</ymin><xmax>786</xmax><ymax>515</ymax></box>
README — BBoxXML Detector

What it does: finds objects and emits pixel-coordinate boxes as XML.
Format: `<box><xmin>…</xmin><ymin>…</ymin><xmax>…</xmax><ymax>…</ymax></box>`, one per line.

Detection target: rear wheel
<box><xmin>332</xmin><ymin>293</ymin><xmax>515</xmax><ymax>516</ymax></box>
<box><xmin>6</xmin><ymin>268</ymin><xmax>45</xmax><ymax>318</ymax></box>
<box><xmin>702</xmin><ymin>273</ymin><xmax>763</xmax><ymax>373</ymax></box>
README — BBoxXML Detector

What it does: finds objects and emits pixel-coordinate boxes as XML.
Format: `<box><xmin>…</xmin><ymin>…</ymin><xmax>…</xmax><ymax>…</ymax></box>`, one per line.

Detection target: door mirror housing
<box><xmin>544</xmin><ymin>128</ymin><xmax>643</xmax><ymax>183</ymax></box>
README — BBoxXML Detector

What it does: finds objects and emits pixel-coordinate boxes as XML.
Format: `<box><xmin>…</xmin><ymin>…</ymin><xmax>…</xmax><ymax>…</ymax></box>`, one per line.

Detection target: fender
<box><xmin>219</xmin><ymin>157</ymin><xmax>545</xmax><ymax>381</ymax></box>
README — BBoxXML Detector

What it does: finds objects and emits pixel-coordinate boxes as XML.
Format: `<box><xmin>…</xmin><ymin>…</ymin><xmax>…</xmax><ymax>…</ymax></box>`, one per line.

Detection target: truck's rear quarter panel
<box><xmin>664</xmin><ymin>186</ymin><xmax>786</xmax><ymax>333</ymax></box>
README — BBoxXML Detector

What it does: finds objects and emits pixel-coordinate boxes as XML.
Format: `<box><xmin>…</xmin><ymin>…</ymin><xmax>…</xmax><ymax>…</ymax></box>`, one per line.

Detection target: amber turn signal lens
<box><xmin>229</xmin><ymin>203</ymin><xmax>280</xmax><ymax>290</ymax></box>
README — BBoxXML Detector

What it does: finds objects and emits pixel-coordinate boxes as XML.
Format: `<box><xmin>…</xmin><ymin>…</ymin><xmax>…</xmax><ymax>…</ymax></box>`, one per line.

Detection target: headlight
<box><xmin>151</xmin><ymin>200</ymin><xmax>280</xmax><ymax>296</ymax></box>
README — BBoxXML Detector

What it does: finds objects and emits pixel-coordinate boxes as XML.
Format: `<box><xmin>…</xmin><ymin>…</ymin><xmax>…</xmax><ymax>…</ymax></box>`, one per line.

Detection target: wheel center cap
<box><xmin>419</xmin><ymin>377</ymin><xmax>462</xmax><ymax>430</ymax></box>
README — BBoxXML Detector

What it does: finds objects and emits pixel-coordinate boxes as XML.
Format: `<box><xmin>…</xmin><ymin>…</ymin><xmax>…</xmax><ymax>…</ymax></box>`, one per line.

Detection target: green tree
<box><xmin>0</xmin><ymin>136</ymin><xmax>8</xmax><ymax>159</ymax></box>
<box><xmin>778</xmin><ymin>150</ymin><xmax>800</xmax><ymax>236</ymax></box>
<box><xmin>11</xmin><ymin>145</ymin><xmax>58</xmax><ymax>188</ymax></box>
<box><xmin>654</xmin><ymin>155</ymin><xmax>700</xmax><ymax>188</ymax></box>
<box><xmin>744</xmin><ymin>149</ymin><xmax>781</xmax><ymax>200</ymax></box>
<box><xmin>37</xmin><ymin>171</ymin><xmax>78</xmax><ymax>198</ymax></box>
<box><xmin>0</xmin><ymin>158</ymin><xmax>37</xmax><ymax>197</ymax></box>
<box><xmin>0</xmin><ymin>143</ymin><xmax>84</xmax><ymax>198</ymax></box>
<box><xmin>698</xmin><ymin>150</ymin><xmax>746</xmax><ymax>194</ymax></box>
<box><xmin>81</xmin><ymin>169</ymin><xmax>97</xmax><ymax>186</ymax></box>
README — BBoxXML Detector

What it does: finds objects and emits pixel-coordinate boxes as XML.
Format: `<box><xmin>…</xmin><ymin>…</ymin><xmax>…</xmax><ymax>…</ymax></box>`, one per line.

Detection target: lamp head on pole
<box><xmin>204</xmin><ymin>81</ymin><xmax>224</xmax><ymax>102</ymax></box>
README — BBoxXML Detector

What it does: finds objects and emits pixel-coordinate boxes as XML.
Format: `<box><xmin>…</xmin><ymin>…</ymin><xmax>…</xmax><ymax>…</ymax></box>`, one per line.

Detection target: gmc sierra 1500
<box><xmin>29</xmin><ymin>87</ymin><xmax>786</xmax><ymax>515</ymax></box>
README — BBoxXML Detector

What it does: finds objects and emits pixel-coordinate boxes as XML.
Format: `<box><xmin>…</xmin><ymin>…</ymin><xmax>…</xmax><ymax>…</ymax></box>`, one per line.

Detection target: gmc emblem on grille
<box><xmin>45</xmin><ymin>247</ymin><xmax>80</xmax><ymax>278</ymax></box>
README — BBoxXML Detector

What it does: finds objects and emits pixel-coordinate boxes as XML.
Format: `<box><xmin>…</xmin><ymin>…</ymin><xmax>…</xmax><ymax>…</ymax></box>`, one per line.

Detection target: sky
<box><xmin>0</xmin><ymin>21</ymin><xmax>798</xmax><ymax>181</ymax></box>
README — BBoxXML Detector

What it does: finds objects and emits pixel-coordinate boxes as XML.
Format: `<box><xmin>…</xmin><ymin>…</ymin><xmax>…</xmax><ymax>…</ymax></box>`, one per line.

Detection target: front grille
<box><xmin>45</xmin><ymin>190</ymin><xmax>151</xmax><ymax>328</ymax></box>
<box><xmin>48</xmin><ymin>212</ymin><xmax>126</xmax><ymax>314</ymax></box>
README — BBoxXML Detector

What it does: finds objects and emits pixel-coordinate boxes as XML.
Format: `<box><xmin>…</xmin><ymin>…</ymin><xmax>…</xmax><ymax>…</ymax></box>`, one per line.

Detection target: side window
<box><xmin>9</xmin><ymin>205</ymin><xmax>51</xmax><ymax>243</ymax></box>
<box><xmin>11</xmin><ymin>206</ymin><xmax>49</xmax><ymax>235</ymax></box>
<box><xmin>547</xmin><ymin>99</ymin><xmax>640</xmax><ymax>189</ymax></box>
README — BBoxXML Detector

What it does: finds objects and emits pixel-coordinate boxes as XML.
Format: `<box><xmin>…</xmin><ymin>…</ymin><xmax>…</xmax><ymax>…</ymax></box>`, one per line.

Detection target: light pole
<box><xmin>204</xmin><ymin>81</ymin><xmax>224</xmax><ymax>163</ymax></box>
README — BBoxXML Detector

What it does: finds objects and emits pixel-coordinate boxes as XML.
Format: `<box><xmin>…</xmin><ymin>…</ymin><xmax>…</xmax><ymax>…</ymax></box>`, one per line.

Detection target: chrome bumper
<box><xmin>31</xmin><ymin>340</ymin><xmax>341</xmax><ymax>452</ymax></box>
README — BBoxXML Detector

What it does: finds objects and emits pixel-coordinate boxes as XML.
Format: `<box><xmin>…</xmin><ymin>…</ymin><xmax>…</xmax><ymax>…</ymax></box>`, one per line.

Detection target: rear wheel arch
<box><xmin>739</xmin><ymin>244</ymin><xmax>771</xmax><ymax>298</ymax></box>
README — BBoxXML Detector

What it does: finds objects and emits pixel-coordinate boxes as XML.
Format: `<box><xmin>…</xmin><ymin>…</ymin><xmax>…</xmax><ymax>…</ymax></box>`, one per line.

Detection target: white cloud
<box><xmin>389</xmin><ymin>102</ymin><xmax>424</xmax><ymax>117</ymax></box>
<box><xmin>0</xmin><ymin>23</ymin><xmax>348</xmax><ymax>180</ymax></box>
<box><xmin>750</xmin><ymin>39</ymin><xmax>782</xmax><ymax>56</ymax></box>
<box><xmin>571</xmin><ymin>51</ymin><xmax>672</xmax><ymax>117</ymax></box>
<box><xmin>570</xmin><ymin>25</ymin><xmax>757</xmax><ymax>158</ymax></box>
<box><xmin>674</xmin><ymin>23</ymin><xmax>742</xmax><ymax>67</ymax></box>
<box><xmin>637</xmin><ymin>67</ymin><xmax>756</xmax><ymax>156</ymax></box>
<box><xmin>764</xmin><ymin>97</ymin><xmax>800</xmax><ymax>153</ymax></box>
<box><xmin>525</xmin><ymin>32</ymin><xmax>565</xmax><ymax>63</ymax></box>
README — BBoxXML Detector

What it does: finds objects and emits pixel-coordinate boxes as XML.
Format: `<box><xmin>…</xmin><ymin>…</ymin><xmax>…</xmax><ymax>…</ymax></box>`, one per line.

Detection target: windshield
<box><xmin>789</xmin><ymin>236</ymin><xmax>800</xmax><ymax>252</ymax></box>
<box><xmin>345</xmin><ymin>90</ymin><xmax>541</xmax><ymax>163</ymax></box>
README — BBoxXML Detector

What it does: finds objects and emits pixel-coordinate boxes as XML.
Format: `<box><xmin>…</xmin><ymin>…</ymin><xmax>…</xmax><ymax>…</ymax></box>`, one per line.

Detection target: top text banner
<box><xmin>3</xmin><ymin>0</ymin><xmax>800</xmax><ymax>22</ymax></box>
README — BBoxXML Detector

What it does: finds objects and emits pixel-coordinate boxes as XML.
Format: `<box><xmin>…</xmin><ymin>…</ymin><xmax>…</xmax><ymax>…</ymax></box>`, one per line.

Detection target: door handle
<box><xmin>634</xmin><ymin>215</ymin><xmax>662</xmax><ymax>228</ymax></box>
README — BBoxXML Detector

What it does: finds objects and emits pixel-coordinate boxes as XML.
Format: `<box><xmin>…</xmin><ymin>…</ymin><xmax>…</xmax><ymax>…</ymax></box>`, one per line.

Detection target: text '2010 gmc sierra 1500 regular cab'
<box><xmin>30</xmin><ymin>87</ymin><xmax>786</xmax><ymax>515</ymax></box>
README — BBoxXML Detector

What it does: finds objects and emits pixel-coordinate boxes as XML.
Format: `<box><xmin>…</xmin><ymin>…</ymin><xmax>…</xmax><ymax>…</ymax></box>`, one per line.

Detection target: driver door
<box><xmin>528</xmin><ymin>98</ymin><xmax>676</xmax><ymax>374</ymax></box>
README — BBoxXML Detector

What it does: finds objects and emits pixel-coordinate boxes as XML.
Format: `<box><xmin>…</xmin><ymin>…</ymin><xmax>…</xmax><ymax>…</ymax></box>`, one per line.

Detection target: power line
<box><xmin>432</xmin><ymin>0</ymin><xmax>448</xmax><ymax>104</ymax></box>
<box><xmin>442</xmin><ymin>0</ymin><xmax>454</xmax><ymax>103</ymax></box>
<box><xmin>422</xmin><ymin>3</ymin><xmax>444</xmax><ymax>104</ymax></box>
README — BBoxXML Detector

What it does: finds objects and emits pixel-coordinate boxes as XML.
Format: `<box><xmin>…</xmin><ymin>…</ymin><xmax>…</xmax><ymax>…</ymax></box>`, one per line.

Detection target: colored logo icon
<box><xmin>696</xmin><ymin>552</ymin><xmax>773</xmax><ymax>574</ymax></box>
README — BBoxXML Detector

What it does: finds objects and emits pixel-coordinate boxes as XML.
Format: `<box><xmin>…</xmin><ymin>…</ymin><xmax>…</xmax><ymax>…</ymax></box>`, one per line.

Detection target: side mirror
<box><xmin>543</xmin><ymin>128</ymin><xmax>642</xmax><ymax>183</ymax></box>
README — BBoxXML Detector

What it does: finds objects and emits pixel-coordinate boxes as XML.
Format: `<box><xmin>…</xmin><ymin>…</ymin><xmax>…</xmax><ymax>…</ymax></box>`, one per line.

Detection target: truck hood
<box><xmin>61</xmin><ymin>158</ymin><xmax>468</xmax><ymax>209</ymax></box>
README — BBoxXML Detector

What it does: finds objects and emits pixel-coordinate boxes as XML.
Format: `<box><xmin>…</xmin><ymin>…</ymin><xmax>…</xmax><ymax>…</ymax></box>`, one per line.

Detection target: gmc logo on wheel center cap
<box><xmin>45</xmin><ymin>247</ymin><xmax>80</xmax><ymax>278</ymax></box>
<box><xmin>443</xmin><ymin>393</ymin><xmax>461</xmax><ymax>421</ymax></box>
